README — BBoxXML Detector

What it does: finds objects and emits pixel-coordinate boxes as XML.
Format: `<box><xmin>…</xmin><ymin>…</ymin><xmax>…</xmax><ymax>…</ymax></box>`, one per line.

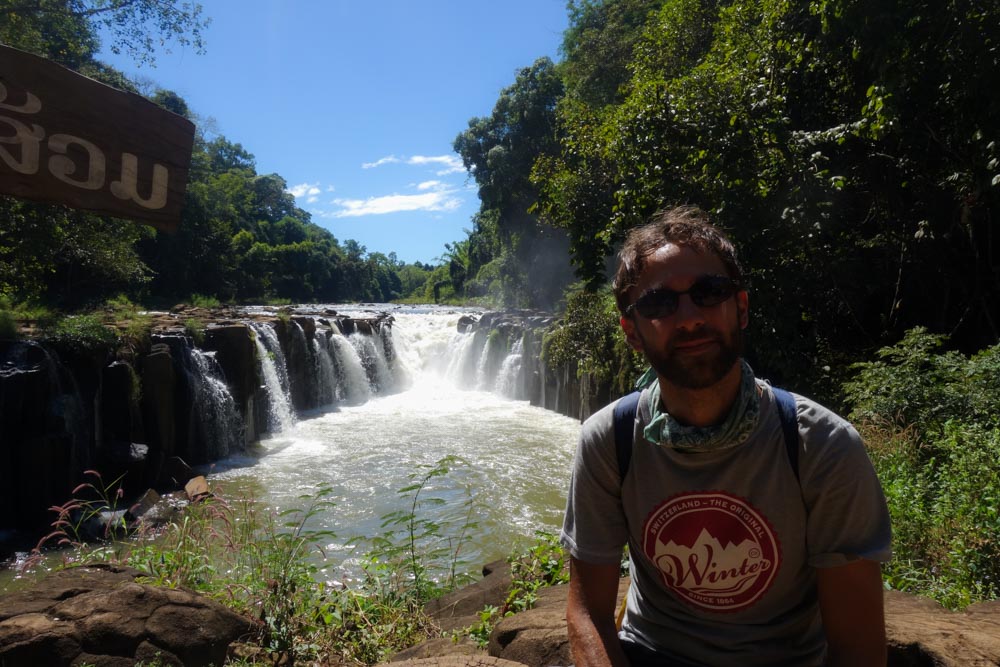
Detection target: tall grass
<box><xmin>846</xmin><ymin>328</ymin><xmax>1000</xmax><ymax>608</ymax></box>
<box><xmin>22</xmin><ymin>458</ymin><xmax>492</xmax><ymax>665</ymax></box>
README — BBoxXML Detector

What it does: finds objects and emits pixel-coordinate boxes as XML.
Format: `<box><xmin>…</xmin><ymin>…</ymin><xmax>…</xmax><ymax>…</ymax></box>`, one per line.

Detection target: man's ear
<box><xmin>737</xmin><ymin>290</ymin><xmax>749</xmax><ymax>329</ymax></box>
<box><xmin>620</xmin><ymin>316</ymin><xmax>644</xmax><ymax>353</ymax></box>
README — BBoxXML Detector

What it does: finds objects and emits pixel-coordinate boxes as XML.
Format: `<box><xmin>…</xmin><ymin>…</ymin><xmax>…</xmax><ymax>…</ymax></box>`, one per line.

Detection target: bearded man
<box><xmin>561</xmin><ymin>206</ymin><xmax>891</xmax><ymax>666</ymax></box>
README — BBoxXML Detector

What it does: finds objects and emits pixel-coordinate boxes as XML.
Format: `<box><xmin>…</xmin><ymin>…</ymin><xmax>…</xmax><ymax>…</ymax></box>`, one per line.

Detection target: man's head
<box><xmin>615</xmin><ymin>206</ymin><xmax>748</xmax><ymax>391</ymax></box>
<box><xmin>613</xmin><ymin>206</ymin><xmax>744</xmax><ymax>316</ymax></box>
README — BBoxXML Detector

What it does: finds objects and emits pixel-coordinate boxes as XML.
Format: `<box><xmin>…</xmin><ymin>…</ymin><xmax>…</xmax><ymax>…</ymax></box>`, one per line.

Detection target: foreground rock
<box><xmin>0</xmin><ymin>563</ymin><xmax>252</xmax><ymax>666</ymax></box>
<box><xmin>399</xmin><ymin>567</ymin><xmax>1000</xmax><ymax>667</ymax></box>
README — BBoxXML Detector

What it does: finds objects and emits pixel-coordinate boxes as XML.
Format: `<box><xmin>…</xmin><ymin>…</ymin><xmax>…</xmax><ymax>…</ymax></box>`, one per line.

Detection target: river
<box><xmin>206</xmin><ymin>305</ymin><xmax>581</xmax><ymax>583</ymax></box>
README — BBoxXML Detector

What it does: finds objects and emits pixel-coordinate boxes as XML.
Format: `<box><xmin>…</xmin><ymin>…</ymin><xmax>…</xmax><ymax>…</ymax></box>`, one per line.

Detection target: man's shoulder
<box><xmin>761</xmin><ymin>380</ymin><xmax>853</xmax><ymax>432</ymax></box>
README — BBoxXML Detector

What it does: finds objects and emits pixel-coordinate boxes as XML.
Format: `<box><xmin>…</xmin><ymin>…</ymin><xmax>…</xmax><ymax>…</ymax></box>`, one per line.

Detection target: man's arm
<box><xmin>566</xmin><ymin>557</ymin><xmax>630</xmax><ymax>667</ymax></box>
<box><xmin>817</xmin><ymin>559</ymin><xmax>886</xmax><ymax>666</ymax></box>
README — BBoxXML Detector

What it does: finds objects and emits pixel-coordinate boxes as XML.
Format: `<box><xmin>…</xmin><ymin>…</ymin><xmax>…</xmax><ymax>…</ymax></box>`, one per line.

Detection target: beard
<box><xmin>642</xmin><ymin>323</ymin><xmax>743</xmax><ymax>390</ymax></box>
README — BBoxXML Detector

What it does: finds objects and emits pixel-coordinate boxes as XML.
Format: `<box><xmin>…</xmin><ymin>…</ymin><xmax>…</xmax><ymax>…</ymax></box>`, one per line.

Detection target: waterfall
<box><xmin>495</xmin><ymin>337</ymin><xmax>525</xmax><ymax>399</ymax></box>
<box><xmin>329</xmin><ymin>334</ymin><xmax>371</xmax><ymax>403</ymax></box>
<box><xmin>444</xmin><ymin>329</ymin><xmax>479</xmax><ymax>385</ymax></box>
<box><xmin>186</xmin><ymin>348</ymin><xmax>243</xmax><ymax>461</ymax></box>
<box><xmin>474</xmin><ymin>336</ymin><xmax>493</xmax><ymax>390</ymax></box>
<box><xmin>349</xmin><ymin>332</ymin><xmax>393</xmax><ymax>394</ymax></box>
<box><xmin>312</xmin><ymin>334</ymin><xmax>337</xmax><ymax>406</ymax></box>
<box><xmin>288</xmin><ymin>321</ymin><xmax>313</xmax><ymax>407</ymax></box>
<box><xmin>249</xmin><ymin>322</ymin><xmax>295</xmax><ymax>433</ymax></box>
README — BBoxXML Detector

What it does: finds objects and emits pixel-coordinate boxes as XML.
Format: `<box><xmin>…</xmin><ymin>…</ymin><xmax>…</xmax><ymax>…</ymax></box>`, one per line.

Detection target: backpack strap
<box><xmin>613</xmin><ymin>391</ymin><xmax>642</xmax><ymax>480</ymax></box>
<box><xmin>771</xmin><ymin>386</ymin><xmax>801</xmax><ymax>483</ymax></box>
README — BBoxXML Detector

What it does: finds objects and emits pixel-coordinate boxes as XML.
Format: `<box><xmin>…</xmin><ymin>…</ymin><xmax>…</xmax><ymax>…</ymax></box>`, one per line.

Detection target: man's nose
<box><xmin>673</xmin><ymin>293</ymin><xmax>706</xmax><ymax>328</ymax></box>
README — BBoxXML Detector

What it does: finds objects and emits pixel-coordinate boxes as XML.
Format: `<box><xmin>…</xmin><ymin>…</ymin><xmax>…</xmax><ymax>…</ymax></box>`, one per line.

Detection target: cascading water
<box><xmin>328</xmin><ymin>334</ymin><xmax>371</xmax><ymax>404</ymax></box>
<box><xmin>249</xmin><ymin>322</ymin><xmax>296</xmax><ymax>432</ymax></box>
<box><xmin>209</xmin><ymin>306</ymin><xmax>581</xmax><ymax>580</ymax></box>
<box><xmin>495</xmin><ymin>337</ymin><xmax>525</xmax><ymax>399</ymax></box>
<box><xmin>473</xmin><ymin>335</ymin><xmax>494</xmax><ymax>390</ymax></box>
<box><xmin>443</xmin><ymin>329</ymin><xmax>478</xmax><ymax>385</ymax></box>
<box><xmin>312</xmin><ymin>334</ymin><xmax>337</xmax><ymax>406</ymax></box>
<box><xmin>348</xmin><ymin>332</ymin><xmax>393</xmax><ymax>394</ymax></box>
<box><xmin>185</xmin><ymin>348</ymin><xmax>243</xmax><ymax>461</ymax></box>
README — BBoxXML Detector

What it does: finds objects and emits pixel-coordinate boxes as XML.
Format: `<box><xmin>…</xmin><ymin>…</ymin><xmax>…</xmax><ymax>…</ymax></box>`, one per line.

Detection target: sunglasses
<box><xmin>626</xmin><ymin>275</ymin><xmax>740</xmax><ymax>319</ymax></box>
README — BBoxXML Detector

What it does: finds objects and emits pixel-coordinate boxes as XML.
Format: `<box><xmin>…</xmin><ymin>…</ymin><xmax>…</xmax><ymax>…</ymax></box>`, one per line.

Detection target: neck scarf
<box><xmin>639</xmin><ymin>360</ymin><xmax>760</xmax><ymax>452</ymax></box>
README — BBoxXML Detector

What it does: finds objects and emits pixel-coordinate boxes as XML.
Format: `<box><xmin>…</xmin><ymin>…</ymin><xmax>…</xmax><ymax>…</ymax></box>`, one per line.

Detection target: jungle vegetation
<box><xmin>3</xmin><ymin>0</ymin><xmax>999</xmax><ymax>632</ymax></box>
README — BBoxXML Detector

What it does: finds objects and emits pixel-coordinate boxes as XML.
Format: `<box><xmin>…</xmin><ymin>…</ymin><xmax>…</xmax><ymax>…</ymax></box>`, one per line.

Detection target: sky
<box><xmin>96</xmin><ymin>1</ymin><xmax>570</xmax><ymax>266</ymax></box>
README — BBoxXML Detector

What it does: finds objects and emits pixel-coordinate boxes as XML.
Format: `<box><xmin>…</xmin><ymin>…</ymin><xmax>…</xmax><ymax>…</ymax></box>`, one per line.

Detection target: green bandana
<box><xmin>639</xmin><ymin>360</ymin><xmax>760</xmax><ymax>451</ymax></box>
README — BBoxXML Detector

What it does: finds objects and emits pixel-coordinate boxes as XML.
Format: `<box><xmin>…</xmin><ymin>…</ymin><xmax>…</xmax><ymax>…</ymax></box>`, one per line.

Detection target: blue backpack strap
<box><xmin>771</xmin><ymin>386</ymin><xmax>801</xmax><ymax>483</ymax></box>
<box><xmin>614</xmin><ymin>391</ymin><xmax>642</xmax><ymax>480</ymax></box>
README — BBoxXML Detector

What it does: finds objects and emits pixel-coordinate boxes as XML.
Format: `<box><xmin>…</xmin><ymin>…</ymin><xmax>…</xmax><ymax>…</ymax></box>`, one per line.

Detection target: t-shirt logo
<box><xmin>642</xmin><ymin>491</ymin><xmax>780</xmax><ymax>613</ymax></box>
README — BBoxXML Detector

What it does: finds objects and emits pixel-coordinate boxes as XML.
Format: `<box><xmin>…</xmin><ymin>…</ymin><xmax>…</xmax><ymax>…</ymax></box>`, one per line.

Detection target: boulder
<box><xmin>488</xmin><ymin>578</ymin><xmax>628</xmax><ymax>667</ymax></box>
<box><xmin>0</xmin><ymin>563</ymin><xmax>252</xmax><ymax>666</ymax></box>
<box><xmin>482</xmin><ymin>582</ymin><xmax>1000</xmax><ymax>667</ymax></box>
<box><xmin>424</xmin><ymin>560</ymin><xmax>513</xmax><ymax>633</ymax></box>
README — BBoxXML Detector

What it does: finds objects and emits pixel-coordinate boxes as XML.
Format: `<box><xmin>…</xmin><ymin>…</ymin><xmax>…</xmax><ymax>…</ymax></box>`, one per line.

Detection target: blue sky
<box><xmin>97</xmin><ymin>1</ymin><xmax>569</xmax><ymax>265</ymax></box>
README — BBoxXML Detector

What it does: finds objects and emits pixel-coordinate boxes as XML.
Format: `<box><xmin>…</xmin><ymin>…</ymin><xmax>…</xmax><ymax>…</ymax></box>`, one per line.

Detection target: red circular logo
<box><xmin>642</xmin><ymin>491</ymin><xmax>780</xmax><ymax>612</ymax></box>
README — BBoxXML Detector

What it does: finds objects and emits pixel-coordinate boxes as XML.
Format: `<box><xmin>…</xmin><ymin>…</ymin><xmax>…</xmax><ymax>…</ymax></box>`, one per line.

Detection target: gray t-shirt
<box><xmin>561</xmin><ymin>382</ymin><xmax>891</xmax><ymax>667</ymax></box>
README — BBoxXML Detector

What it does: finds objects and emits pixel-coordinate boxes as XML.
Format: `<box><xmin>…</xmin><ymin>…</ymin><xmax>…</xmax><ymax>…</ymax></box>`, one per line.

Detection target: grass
<box><xmin>21</xmin><ymin>458</ymin><xmax>517</xmax><ymax>665</ymax></box>
<box><xmin>191</xmin><ymin>293</ymin><xmax>223</xmax><ymax>309</ymax></box>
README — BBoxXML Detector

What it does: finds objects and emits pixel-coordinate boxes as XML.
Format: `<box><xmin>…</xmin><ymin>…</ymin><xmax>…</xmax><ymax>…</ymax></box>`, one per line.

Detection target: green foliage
<box><xmin>33</xmin><ymin>470</ymin><xmax>131</xmax><ymax>567</ymax></box>
<box><xmin>0</xmin><ymin>0</ymin><xmax>209</xmax><ymax>68</ymax></box>
<box><xmin>530</xmin><ymin>0</ymin><xmax>1000</xmax><ymax>399</ymax></box>
<box><xmin>846</xmin><ymin>329</ymin><xmax>1000</xmax><ymax>607</ymax></box>
<box><xmin>366</xmin><ymin>456</ymin><xmax>479</xmax><ymax>604</ymax></box>
<box><xmin>0</xmin><ymin>310</ymin><xmax>16</xmax><ymax>340</ymax></box>
<box><xmin>844</xmin><ymin>328</ymin><xmax>1000</xmax><ymax>437</ymax></box>
<box><xmin>190</xmin><ymin>293</ymin><xmax>222</xmax><ymax>309</ymax></box>
<box><xmin>463</xmin><ymin>532</ymin><xmax>569</xmax><ymax>648</ymax></box>
<box><xmin>41</xmin><ymin>314</ymin><xmax>118</xmax><ymax>353</ymax></box>
<box><xmin>542</xmin><ymin>287</ymin><xmax>643</xmax><ymax>395</ymax></box>
<box><xmin>452</xmin><ymin>57</ymin><xmax>574</xmax><ymax>309</ymax></box>
<box><xmin>864</xmin><ymin>421</ymin><xmax>1000</xmax><ymax>609</ymax></box>
<box><xmin>183</xmin><ymin>318</ymin><xmax>206</xmax><ymax>346</ymax></box>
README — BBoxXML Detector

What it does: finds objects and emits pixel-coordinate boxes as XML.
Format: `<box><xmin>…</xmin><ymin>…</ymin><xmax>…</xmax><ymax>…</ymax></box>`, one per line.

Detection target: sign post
<box><xmin>0</xmin><ymin>45</ymin><xmax>195</xmax><ymax>232</ymax></box>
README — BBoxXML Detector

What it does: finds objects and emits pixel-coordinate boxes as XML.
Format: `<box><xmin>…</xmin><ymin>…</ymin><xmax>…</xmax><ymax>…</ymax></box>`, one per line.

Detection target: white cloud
<box><xmin>327</xmin><ymin>190</ymin><xmax>462</xmax><ymax>218</ymax></box>
<box><xmin>417</xmin><ymin>180</ymin><xmax>442</xmax><ymax>190</ymax></box>
<box><xmin>306</xmin><ymin>196</ymin><xmax>319</xmax><ymax>204</ymax></box>
<box><xmin>407</xmin><ymin>154</ymin><xmax>464</xmax><ymax>175</ymax></box>
<box><xmin>362</xmin><ymin>155</ymin><xmax>400</xmax><ymax>169</ymax></box>
<box><xmin>288</xmin><ymin>182</ymin><xmax>322</xmax><ymax>198</ymax></box>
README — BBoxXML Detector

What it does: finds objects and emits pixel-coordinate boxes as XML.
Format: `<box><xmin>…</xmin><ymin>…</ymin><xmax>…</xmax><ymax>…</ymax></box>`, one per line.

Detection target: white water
<box><xmin>187</xmin><ymin>348</ymin><xmax>243</xmax><ymax>460</ymax></box>
<box><xmin>496</xmin><ymin>338</ymin><xmax>524</xmax><ymax>399</ymax></box>
<box><xmin>209</xmin><ymin>307</ymin><xmax>581</xmax><ymax>582</ymax></box>
<box><xmin>250</xmin><ymin>322</ymin><xmax>296</xmax><ymax>432</ymax></box>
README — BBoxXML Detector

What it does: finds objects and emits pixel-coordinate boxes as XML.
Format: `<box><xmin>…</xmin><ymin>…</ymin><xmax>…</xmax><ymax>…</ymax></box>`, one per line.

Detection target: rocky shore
<box><xmin>1</xmin><ymin>558</ymin><xmax>998</xmax><ymax>666</ymax></box>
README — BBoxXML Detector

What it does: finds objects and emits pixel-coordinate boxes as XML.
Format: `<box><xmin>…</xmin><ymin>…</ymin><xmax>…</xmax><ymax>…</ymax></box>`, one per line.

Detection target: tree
<box><xmin>453</xmin><ymin>57</ymin><xmax>573</xmax><ymax>308</ymax></box>
<box><xmin>0</xmin><ymin>0</ymin><xmax>208</xmax><ymax>68</ymax></box>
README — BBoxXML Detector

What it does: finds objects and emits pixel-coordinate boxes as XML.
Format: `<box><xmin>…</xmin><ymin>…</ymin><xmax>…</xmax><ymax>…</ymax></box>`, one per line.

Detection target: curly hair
<box><xmin>612</xmin><ymin>206</ymin><xmax>745</xmax><ymax>315</ymax></box>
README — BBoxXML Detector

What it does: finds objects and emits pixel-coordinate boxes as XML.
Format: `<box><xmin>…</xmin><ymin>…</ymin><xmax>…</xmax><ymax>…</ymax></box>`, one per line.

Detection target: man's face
<box><xmin>620</xmin><ymin>243</ymin><xmax>748</xmax><ymax>390</ymax></box>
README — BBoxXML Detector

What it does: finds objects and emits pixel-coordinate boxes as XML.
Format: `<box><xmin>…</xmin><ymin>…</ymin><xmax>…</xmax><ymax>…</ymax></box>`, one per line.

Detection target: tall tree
<box><xmin>453</xmin><ymin>57</ymin><xmax>573</xmax><ymax>308</ymax></box>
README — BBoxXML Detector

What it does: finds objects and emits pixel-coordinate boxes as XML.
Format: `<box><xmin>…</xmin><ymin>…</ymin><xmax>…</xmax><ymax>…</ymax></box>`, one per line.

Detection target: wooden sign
<box><xmin>0</xmin><ymin>45</ymin><xmax>195</xmax><ymax>232</ymax></box>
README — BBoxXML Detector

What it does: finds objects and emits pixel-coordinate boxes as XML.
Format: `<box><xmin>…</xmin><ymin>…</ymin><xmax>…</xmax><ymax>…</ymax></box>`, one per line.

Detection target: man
<box><xmin>561</xmin><ymin>206</ymin><xmax>891</xmax><ymax>666</ymax></box>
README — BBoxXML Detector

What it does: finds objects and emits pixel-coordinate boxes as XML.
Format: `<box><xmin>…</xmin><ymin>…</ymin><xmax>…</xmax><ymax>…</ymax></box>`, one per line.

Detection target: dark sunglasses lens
<box><xmin>690</xmin><ymin>277</ymin><xmax>736</xmax><ymax>307</ymax></box>
<box><xmin>634</xmin><ymin>290</ymin><xmax>679</xmax><ymax>318</ymax></box>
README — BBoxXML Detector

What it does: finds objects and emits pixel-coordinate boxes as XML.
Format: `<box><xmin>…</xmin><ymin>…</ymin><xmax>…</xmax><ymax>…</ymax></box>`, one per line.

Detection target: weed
<box><xmin>463</xmin><ymin>531</ymin><xmax>569</xmax><ymax>647</ymax></box>
<box><xmin>33</xmin><ymin>470</ymin><xmax>131</xmax><ymax>564</ymax></box>
<box><xmin>41</xmin><ymin>313</ymin><xmax>118</xmax><ymax>353</ymax></box>
<box><xmin>190</xmin><ymin>293</ymin><xmax>222</xmax><ymax>309</ymax></box>
<box><xmin>847</xmin><ymin>329</ymin><xmax>1000</xmax><ymax>608</ymax></box>
<box><xmin>369</xmin><ymin>455</ymin><xmax>479</xmax><ymax>603</ymax></box>
<box><xmin>184</xmin><ymin>318</ymin><xmax>206</xmax><ymax>346</ymax></box>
